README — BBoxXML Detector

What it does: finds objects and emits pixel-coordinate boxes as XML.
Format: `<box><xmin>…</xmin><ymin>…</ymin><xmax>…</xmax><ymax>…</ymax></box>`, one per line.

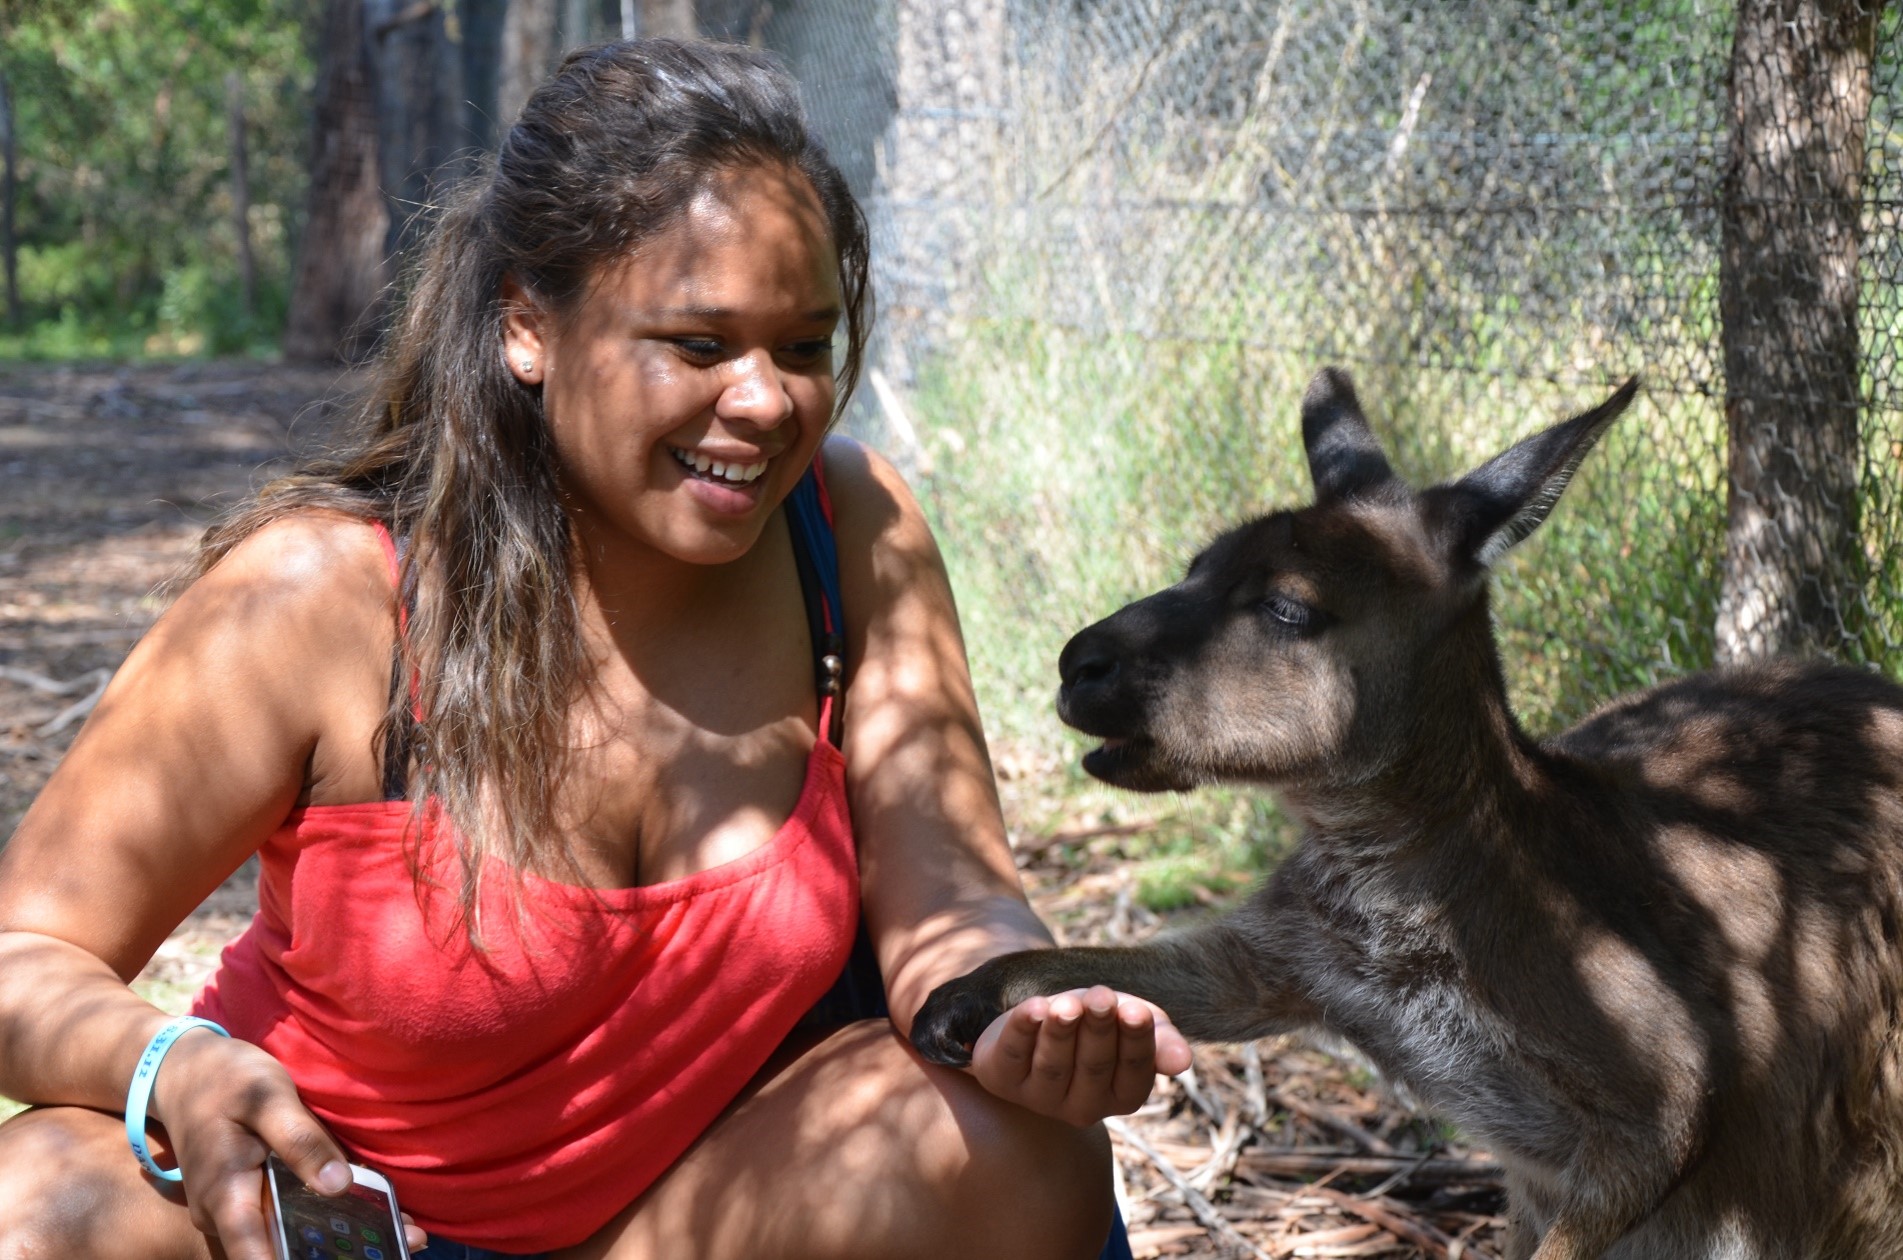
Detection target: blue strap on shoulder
<box><xmin>785</xmin><ymin>467</ymin><xmax>845</xmax><ymax>744</ymax></box>
<box><xmin>785</xmin><ymin>470</ymin><xmax>842</xmax><ymax>635</ymax></box>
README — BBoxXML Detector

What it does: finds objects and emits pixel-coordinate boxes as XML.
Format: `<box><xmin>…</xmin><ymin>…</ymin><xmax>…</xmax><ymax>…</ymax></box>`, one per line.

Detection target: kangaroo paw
<box><xmin>910</xmin><ymin>965</ymin><xmax>1012</xmax><ymax>1067</ymax></box>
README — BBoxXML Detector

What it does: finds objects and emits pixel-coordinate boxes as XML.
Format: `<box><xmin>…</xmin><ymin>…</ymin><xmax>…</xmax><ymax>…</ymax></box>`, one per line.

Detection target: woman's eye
<box><xmin>782</xmin><ymin>339</ymin><xmax>834</xmax><ymax>365</ymax></box>
<box><xmin>673</xmin><ymin>339</ymin><xmax>725</xmax><ymax>360</ymax></box>
<box><xmin>1259</xmin><ymin>594</ymin><xmax>1317</xmax><ymax>633</ymax></box>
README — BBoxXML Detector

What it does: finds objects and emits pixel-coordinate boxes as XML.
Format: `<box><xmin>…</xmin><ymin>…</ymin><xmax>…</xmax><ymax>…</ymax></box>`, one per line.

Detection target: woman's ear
<box><xmin>500</xmin><ymin>276</ymin><xmax>550</xmax><ymax>386</ymax></box>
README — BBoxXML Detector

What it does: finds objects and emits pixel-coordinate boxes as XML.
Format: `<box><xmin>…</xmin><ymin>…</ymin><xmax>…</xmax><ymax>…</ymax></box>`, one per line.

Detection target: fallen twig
<box><xmin>1268</xmin><ymin>1089</ymin><xmax>1398</xmax><ymax>1156</ymax></box>
<box><xmin>1296</xmin><ymin>1186</ymin><xmax>1461</xmax><ymax>1259</ymax></box>
<box><xmin>1</xmin><ymin>665</ymin><xmax>107</xmax><ymax>696</ymax></box>
<box><xmin>37</xmin><ymin>670</ymin><xmax>110</xmax><ymax>736</ymax></box>
<box><xmin>1239</xmin><ymin>1151</ymin><xmax>1503</xmax><ymax>1185</ymax></box>
<box><xmin>1107</xmin><ymin>1116</ymin><xmax>1274</xmax><ymax>1260</ymax></box>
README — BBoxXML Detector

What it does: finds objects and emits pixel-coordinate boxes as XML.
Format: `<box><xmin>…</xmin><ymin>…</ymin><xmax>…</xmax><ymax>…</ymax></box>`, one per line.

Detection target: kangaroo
<box><xmin>912</xmin><ymin>369</ymin><xmax>1903</xmax><ymax>1260</ymax></box>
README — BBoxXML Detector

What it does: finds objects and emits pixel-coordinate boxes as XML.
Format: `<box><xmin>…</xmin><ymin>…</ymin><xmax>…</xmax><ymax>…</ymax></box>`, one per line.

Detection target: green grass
<box><xmin>895</xmin><ymin>194</ymin><xmax>1892</xmax><ymax>873</ymax></box>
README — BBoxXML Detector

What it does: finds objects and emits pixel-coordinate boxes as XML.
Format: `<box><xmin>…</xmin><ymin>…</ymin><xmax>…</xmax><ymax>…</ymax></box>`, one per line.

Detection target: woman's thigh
<box><xmin>0</xmin><ymin>1104</ymin><xmax>215</xmax><ymax>1260</ymax></box>
<box><xmin>560</xmin><ymin>1020</ymin><xmax>1116</xmax><ymax>1260</ymax></box>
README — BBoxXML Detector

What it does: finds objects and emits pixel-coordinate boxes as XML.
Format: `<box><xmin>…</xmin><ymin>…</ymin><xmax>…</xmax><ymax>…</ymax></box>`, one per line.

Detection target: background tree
<box><xmin>1716</xmin><ymin>0</ymin><xmax>1888</xmax><ymax>661</ymax></box>
<box><xmin>283</xmin><ymin>0</ymin><xmax>388</xmax><ymax>363</ymax></box>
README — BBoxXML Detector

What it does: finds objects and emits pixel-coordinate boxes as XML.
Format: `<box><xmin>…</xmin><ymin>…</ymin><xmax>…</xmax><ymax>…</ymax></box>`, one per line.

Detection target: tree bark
<box><xmin>640</xmin><ymin>0</ymin><xmax>696</xmax><ymax>38</ymax></box>
<box><xmin>283</xmin><ymin>0</ymin><xmax>390</xmax><ymax>362</ymax></box>
<box><xmin>1716</xmin><ymin>0</ymin><xmax>1884</xmax><ymax>662</ymax></box>
<box><xmin>458</xmin><ymin>0</ymin><xmax>509</xmax><ymax>153</ymax></box>
<box><xmin>0</xmin><ymin>66</ymin><xmax>18</xmax><ymax>328</ymax></box>
<box><xmin>226</xmin><ymin>71</ymin><xmax>256</xmax><ymax>322</ymax></box>
<box><xmin>498</xmin><ymin>0</ymin><xmax>558</xmax><ymax>127</ymax></box>
<box><xmin>561</xmin><ymin>0</ymin><xmax>593</xmax><ymax>49</ymax></box>
<box><xmin>366</xmin><ymin>0</ymin><xmax>466</xmax><ymax>263</ymax></box>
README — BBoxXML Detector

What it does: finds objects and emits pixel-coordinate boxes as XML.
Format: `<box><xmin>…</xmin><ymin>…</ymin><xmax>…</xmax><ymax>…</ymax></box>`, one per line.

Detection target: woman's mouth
<box><xmin>669</xmin><ymin>447</ymin><xmax>769</xmax><ymax>487</ymax></box>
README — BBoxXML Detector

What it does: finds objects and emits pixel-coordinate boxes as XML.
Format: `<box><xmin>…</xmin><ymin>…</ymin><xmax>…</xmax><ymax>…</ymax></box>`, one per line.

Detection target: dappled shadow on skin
<box><xmin>563</xmin><ymin>1021</ymin><xmax>1112</xmax><ymax>1260</ymax></box>
<box><xmin>0</xmin><ymin>1103</ymin><xmax>212</xmax><ymax>1259</ymax></box>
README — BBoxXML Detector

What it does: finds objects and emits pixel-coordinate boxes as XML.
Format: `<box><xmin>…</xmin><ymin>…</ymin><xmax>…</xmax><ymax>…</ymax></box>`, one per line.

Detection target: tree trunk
<box><xmin>1715</xmin><ymin>0</ymin><xmax>1884</xmax><ymax>662</ymax></box>
<box><xmin>0</xmin><ymin>66</ymin><xmax>18</xmax><ymax>328</ymax></box>
<box><xmin>458</xmin><ymin>0</ymin><xmax>509</xmax><ymax>153</ymax></box>
<box><xmin>561</xmin><ymin>0</ymin><xmax>593</xmax><ymax>49</ymax></box>
<box><xmin>639</xmin><ymin>0</ymin><xmax>696</xmax><ymax>38</ymax></box>
<box><xmin>225</xmin><ymin>71</ymin><xmax>256</xmax><ymax>323</ymax></box>
<box><xmin>498</xmin><ymin>0</ymin><xmax>558</xmax><ymax>127</ymax></box>
<box><xmin>366</xmin><ymin>0</ymin><xmax>466</xmax><ymax>263</ymax></box>
<box><xmin>283</xmin><ymin>0</ymin><xmax>390</xmax><ymax>362</ymax></box>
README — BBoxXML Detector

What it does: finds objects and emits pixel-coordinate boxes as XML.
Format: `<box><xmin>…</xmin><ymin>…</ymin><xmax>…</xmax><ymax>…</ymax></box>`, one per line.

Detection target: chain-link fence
<box><xmin>744</xmin><ymin>0</ymin><xmax>1903</xmax><ymax>769</ymax></box>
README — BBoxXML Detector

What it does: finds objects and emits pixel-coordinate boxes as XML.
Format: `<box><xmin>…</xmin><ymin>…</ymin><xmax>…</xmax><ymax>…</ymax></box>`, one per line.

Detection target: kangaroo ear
<box><xmin>1303</xmin><ymin>368</ymin><xmax>1396</xmax><ymax>504</ymax></box>
<box><xmin>1428</xmin><ymin>377</ymin><xmax>1639</xmax><ymax>567</ymax></box>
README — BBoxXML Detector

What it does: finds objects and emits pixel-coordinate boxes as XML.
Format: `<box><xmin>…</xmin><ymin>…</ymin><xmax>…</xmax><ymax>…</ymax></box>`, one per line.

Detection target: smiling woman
<box><xmin>0</xmin><ymin>38</ymin><xmax>1176</xmax><ymax>1260</ymax></box>
<box><xmin>499</xmin><ymin>165</ymin><xmax>842</xmax><ymax>576</ymax></box>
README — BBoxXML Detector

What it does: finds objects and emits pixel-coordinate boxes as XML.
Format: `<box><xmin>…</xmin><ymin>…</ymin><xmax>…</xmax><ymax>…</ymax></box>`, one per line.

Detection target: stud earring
<box><xmin>519</xmin><ymin>360</ymin><xmax>535</xmax><ymax>374</ymax></box>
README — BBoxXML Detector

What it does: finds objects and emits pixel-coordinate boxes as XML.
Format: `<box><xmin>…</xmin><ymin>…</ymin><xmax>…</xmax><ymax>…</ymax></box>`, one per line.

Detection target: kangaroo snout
<box><xmin>1055</xmin><ymin>624</ymin><xmax>1121</xmax><ymax>720</ymax></box>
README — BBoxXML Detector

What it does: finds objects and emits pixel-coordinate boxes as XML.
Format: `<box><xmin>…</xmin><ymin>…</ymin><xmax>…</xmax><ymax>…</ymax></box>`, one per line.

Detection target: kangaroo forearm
<box><xmin>988</xmin><ymin>928</ymin><xmax>1307</xmax><ymax>1041</ymax></box>
<box><xmin>911</xmin><ymin>918</ymin><xmax>1313</xmax><ymax>1064</ymax></box>
<box><xmin>0</xmin><ymin>931</ymin><xmax>175</xmax><ymax>1113</ymax></box>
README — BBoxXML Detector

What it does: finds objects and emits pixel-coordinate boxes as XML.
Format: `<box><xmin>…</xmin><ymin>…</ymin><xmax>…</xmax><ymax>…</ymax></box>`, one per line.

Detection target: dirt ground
<box><xmin>0</xmin><ymin>360</ymin><xmax>1505</xmax><ymax>1258</ymax></box>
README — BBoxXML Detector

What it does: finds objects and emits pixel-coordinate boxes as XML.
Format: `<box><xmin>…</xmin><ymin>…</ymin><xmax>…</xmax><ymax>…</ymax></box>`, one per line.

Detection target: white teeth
<box><xmin>670</xmin><ymin>448</ymin><xmax>769</xmax><ymax>485</ymax></box>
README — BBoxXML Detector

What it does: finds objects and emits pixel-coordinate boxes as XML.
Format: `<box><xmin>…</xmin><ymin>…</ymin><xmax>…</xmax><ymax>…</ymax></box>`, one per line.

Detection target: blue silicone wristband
<box><xmin>124</xmin><ymin>1016</ymin><xmax>229</xmax><ymax>1181</ymax></box>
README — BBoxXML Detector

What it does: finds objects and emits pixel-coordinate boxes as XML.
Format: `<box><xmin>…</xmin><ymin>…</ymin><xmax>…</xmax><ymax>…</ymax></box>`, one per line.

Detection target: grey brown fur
<box><xmin>913</xmin><ymin>370</ymin><xmax>1903</xmax><ymax>1260</ymax></box>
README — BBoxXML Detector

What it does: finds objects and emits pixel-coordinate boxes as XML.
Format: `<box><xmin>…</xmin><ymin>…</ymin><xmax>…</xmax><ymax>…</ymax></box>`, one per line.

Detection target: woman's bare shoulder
<box><xmin>194</xmin><ymin>509</ymin><xmax>394</xmax><ymax>604</ymax></box>
<box><xmin>819</xmin><ymin>435</ymin><xmax>928</xmax><ymax>548</ymax></box>
<box><xmin>136</xmin><ymin>510</ymin><xmax>399</xmax><ymax>736</ymax></box>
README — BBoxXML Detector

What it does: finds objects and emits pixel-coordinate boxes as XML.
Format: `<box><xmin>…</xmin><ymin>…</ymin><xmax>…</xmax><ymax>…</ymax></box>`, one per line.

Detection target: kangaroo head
<box><xmin>1056</xmin><ymin>368</ymin><xmax>1639</xmax><ymax>794</ymax></box>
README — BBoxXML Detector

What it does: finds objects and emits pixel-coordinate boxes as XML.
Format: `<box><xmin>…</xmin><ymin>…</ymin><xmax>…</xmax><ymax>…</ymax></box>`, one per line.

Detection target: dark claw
<box><xmin>910</xmin><ymin>969</ymin><xmax>1007</xmax><ymax>1067</ymax></box>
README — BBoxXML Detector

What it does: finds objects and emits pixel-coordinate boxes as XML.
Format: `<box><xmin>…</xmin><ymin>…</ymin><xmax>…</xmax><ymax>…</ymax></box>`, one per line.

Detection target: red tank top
<box><xmin>191</xmin><ymin>494</ymin><xmax>860</xmax><ymax>1251</ymax></box>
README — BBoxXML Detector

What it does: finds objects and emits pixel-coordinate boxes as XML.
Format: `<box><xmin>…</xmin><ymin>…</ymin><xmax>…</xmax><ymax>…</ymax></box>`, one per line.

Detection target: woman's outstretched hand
<box><xmin>966</xmin><ymin>985</ymin><xmax>1192</xmax><ymax>1127</ymax></box>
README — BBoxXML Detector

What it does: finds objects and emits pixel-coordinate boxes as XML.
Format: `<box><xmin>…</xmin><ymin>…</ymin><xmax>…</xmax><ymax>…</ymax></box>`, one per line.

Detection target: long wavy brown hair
<box><xmin>198</xmin><ymin>39</ymin><xmax>871</xmax><ymax>925</ymax></box>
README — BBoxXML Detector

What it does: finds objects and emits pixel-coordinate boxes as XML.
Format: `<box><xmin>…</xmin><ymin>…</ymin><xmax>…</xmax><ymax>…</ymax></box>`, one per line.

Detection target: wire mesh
<box><xmin>762</xmin><ymin>0</ymin><xmax>1901</xmax><ymax>757</ymax></box>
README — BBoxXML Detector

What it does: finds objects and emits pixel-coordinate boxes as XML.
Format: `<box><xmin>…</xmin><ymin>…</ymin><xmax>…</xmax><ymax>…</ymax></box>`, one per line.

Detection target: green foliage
<box><xmin>0</xmin><ymin>0</ymin><xmax>315</xmax><ymax>358</ymax></box>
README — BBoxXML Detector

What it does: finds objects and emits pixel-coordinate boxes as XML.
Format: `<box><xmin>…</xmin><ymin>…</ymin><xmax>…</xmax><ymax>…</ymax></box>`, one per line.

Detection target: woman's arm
<box><xmin>823</xmin><ymin>437</ymin><xmax>1189</xmax><ymax>1125</ymax></box>
<box><xmin>0</xmin><ymin>514</ymin><xmax>396</xmax><ymax>1256</ymax></box>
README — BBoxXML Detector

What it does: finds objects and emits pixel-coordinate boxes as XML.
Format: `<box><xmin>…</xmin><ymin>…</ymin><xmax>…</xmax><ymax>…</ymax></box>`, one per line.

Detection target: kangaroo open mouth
<box><xmin>1082</xmin><ymin>735</ymin><xmax>1150</xmax><ymax>780</ymax></box>
<box><xmin>1081</xmin><ymin>734</ymin><xmax>1197</xmax><ymax>792</ymax></box>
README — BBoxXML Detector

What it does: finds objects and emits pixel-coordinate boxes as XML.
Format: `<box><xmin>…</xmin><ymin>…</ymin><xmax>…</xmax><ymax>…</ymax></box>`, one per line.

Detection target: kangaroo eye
<box><xmin>1259</xmin><ymin>594</ymin><xmax>1318</xmax><ymax>633</ymax></box>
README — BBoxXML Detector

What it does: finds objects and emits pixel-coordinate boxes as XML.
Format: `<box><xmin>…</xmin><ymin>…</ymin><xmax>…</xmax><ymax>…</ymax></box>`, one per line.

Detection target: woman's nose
<box><xmin>718</xmin><ymin>349</ymin><xmax>794</xmax><ymax>429</ymax></box>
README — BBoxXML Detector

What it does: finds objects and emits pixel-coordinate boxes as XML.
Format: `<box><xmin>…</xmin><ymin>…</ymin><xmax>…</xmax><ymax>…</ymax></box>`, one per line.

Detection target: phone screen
<box><xmin>267</xmin><ymin>1157</ymin><xmax>406</xmax><ymax>1260</ymax></box>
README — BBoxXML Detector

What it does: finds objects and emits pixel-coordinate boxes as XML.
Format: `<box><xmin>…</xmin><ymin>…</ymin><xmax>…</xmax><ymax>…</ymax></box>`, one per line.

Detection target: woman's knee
<box><xmin>926</xmin><ymin>1066</ymin><xmax>1118</xmax><ymax>1260</ymax></box>
<box><xmin>0</xmin><ymin>1108</ymin><xmax>198</xmax><ymax>1260</ymax></box>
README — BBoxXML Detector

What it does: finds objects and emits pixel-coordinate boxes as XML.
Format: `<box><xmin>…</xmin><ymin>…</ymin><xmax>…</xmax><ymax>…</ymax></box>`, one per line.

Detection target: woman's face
<box><xmin>504</xmin><ymin>162</ymin><xmax>844</xmax><ymax>569</ymax></box>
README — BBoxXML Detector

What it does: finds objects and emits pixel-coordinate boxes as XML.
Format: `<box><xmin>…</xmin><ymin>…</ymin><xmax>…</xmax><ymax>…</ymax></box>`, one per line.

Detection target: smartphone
<box><xmin>263</xmin><ymin>1153</ymin><xmax>411</xmax><ymax>1260</ymax></box>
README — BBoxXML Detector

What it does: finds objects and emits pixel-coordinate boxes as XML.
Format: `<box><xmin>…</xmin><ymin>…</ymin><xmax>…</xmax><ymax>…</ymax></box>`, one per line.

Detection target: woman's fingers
<box><xmin>1109</xmin><ymin>996</ymin><xmax>1160</xmax><ymax>1111</ymax></box>
<box><xmin>970</xmin><ymin>995</ymin><xmax>1048</xmax><ymax>1095</ymax></box>
<box><xmin>1021</xmin><ymin>990</ymin><xmax>1087</xmax><ymax>1112</ymax></box>
<box><xmin>179</xmin><ymin>1123</ymin><xmax>276</xmax><ymax>1259</ymax></box>
<box><xmin>1070</xmin><ymin>987</ymin><xmax>1124</xmax><ymax>1092</ymax></box>
<box><xmin>1148</xmin><ymin>1001</ymin><xmax>1192</xmax><ymax>1076</ymax></box>
<box><xmin>969</xmin><ymin>987</ymin><xmax>1189</xmax><ymax>1125</ymax></box>
<box><xmin>250</xmin><ymin>1092</ymin><xmax>352</xmax><ymax>1197</ymax></box>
